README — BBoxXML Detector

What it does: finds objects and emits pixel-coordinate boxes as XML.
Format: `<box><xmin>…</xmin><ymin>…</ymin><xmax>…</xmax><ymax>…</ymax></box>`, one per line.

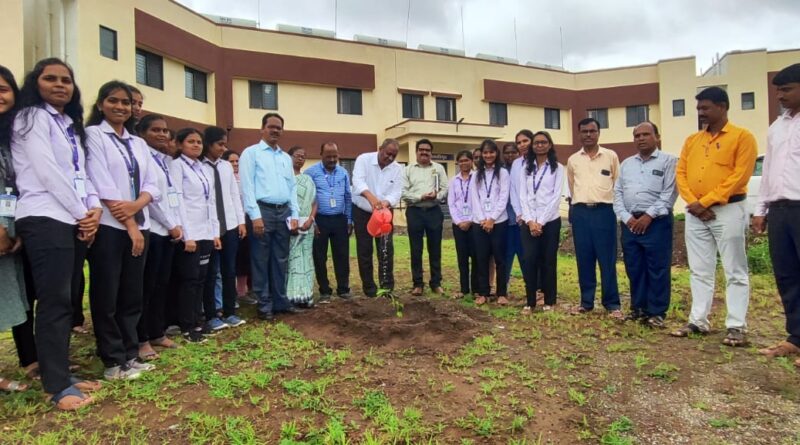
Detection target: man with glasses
<box><xmin>402</xmin><ymin>139</ymin><xmax>448</xmax><ymax>296</ymax></box>
<box><xmin>567</xmin><ymin>117</ymin><xmax>622</xmax><ymax>319</ymax></box>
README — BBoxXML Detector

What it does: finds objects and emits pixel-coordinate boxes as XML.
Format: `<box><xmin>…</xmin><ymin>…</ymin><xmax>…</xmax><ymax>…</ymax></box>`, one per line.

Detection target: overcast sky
<box><xmin>176</xmin><ymin>0</ymin><xmax>800</xmax><ymax>73</ymax></box>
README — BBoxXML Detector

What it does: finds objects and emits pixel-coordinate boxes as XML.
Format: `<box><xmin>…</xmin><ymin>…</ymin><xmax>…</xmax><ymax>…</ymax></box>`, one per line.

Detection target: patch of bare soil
<box><xmin>289</xmin><ymin>296</ymin><xmax>491</xmax><ymax>354</ymax></box>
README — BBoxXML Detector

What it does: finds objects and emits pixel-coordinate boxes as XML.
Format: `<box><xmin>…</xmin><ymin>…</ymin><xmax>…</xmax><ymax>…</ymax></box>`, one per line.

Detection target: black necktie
<box><xmin>210</xmin><ymin>162</ymin><xmax>227</xmax><ymax>236</ymax></box>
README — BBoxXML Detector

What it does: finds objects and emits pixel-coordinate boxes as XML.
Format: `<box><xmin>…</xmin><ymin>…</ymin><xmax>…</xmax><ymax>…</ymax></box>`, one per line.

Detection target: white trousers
<box><xmin>685</xmin><ymin>201</ymin><xmax>750</xmax><ymax>330</ymax></box>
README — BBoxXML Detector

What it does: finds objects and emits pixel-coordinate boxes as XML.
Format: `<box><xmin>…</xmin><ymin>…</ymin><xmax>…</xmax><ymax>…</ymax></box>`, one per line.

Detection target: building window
<box><xmin>339</xmin><ymin>159</ymin><xmax>355</xmax><ymax>182</ymax></box>
<box><xmin>99</xmin><ymin>26</ymin><xmax>117</xmax><ymax>60</ymax></box>
<box><xmin>626</xmin><ymin>105</ymin><xmax>649</xmax><ymax>127</ymax></box>
<box><xmin>249</xmin><ymin>81</ymin><xmax>278</xmax><ymax>110</ymax></box>
<box><xmin>436</xmin><ymin>97</ymin><xmax>456</xmax><ymax>122</ymax></box>
<box><xmin>742</xmin><ymin>92</ymin><xmax>755</xmax><ymax>110</ymax></box>
<box><xmin>544</xmin><ymin>108</ymin><xmax>560</xmax><ymax>129</ymax></box>
<box><xmin>184</xmin><ymin>67</ymin><xmax>207</xmax><ymax>102</ymax></box>
<box><xmin>587</xmin><ymin>108</ymin><xmax>609</xmax><ymax>129</ymax></box>
<box><xmin>135</xmin><ymin>49</ymin><xmax>163</xmax><ymax>90</ymax></box>
<box><xmin>489</xmin><ymin>102</ymin><xmax>507</xmax><ymax>126</ymax></box>
<box><xmin>402</xmin><ymin>94</ymin><xmax>424</xmax><ymax>119</ymax></box>
<box><xmin>672</xmin><ymin>99</ymin><xmax>685</xmax><ymax>117</ymax></box>
<box><xmin>337</xmin><ymin>88</ymin><xmax>362</xmax><ymax>115</ymax></box>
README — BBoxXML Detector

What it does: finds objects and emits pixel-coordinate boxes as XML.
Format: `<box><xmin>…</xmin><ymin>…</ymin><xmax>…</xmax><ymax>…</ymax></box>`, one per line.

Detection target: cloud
<box><xmin>177</xmin><ymin>0</ymin><xmax>800</xmax><ymax>72</ymax></box>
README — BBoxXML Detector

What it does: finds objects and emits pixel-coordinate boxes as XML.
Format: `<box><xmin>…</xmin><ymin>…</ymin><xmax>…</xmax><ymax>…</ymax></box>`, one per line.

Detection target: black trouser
<box><xmin>175</xmin><ymin>240</ymin><xmax>213</xmax><ymax>331</ymax></box>
<box><xmin>472</xmin><ymin>221</ymin><xmax>508</xmax><ymax>297</ymax></box>
<box><xmin>313</xmin><ymin>213</ymin><xmax>350</xmax><ymax>295</ymax></box>
<box><xmin>452</xmin><ymin>223</ymin><xmax>478</xmax><ymax>294</ymax></box>
<box><xmin>74</xmin><ymin>272</ymin><xmax>85</xmax><ymax>328</ymax></box>
<box><xmin>353</xmin><ymin>206</ymin><xmax>394</xmax><ymax>296</ymax></box>
<box><xmin>12</xmin><ymin>250</ymin><xmax>38</xmax><ymax>368</ymax></box>
<box><xmin>406</xmin><ymin>205</ymin><xmax>444</xmax><ymax>289</ymax></box>
<box><xmin>204</xmin><ymin>228</ymin><xmax>239</xmax><ymax>319</ymax></box>
<box><xmin>87</xmin><ymin>225</ymin><xmax>149</xmax><ymax>368</ymax></box>
<box><xmin>767</xmin><ymin>202</ymin><xmax>800</xmax><ymax>348</ymax></box>
<box><xmin>138</xmin><ymin>233</ymin><xmax>176</xmax><ymax>342</ymax></box>
<box><xmin>520</xmin><ymin>218</ymin><xmax>561</xmax><ymax>307</ymax></box>
<box><xmin>16</xmin><ymin>217</ymin><xmax>87</xmax><ymax>395</ymax></box>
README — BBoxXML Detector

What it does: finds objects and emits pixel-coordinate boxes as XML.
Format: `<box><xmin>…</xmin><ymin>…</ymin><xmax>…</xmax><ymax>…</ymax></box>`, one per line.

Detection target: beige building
<box><xmin>3</xmin><ymin>0</ymin><xmax>797</xmax><ymax>176</ymax></box>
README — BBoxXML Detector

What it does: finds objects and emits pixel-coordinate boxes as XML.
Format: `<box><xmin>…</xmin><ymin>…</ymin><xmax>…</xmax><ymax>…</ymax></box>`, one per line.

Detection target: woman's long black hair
<box><xmin>16</xmin><ymin>58</ymin><xmax>87</xmax><ymax>149</ymax></box>
<box><xmin>0</xmin><ymin>65</ymin><xmax>21</xmax><ymax>148</ymax></box>
<box><xmin>476</xmin><ymin>139</ymin><xmax>500</xmax><ymax>186</ymax></box>
<box><xmin>86</xmin><ymin>80</ymin><xmax>136</xmax><ymax>133</ymax></box>
<box><xmin>525</xmin><ymin>131</ymin><xmax>558</xmax><ymax>175</ymax></box>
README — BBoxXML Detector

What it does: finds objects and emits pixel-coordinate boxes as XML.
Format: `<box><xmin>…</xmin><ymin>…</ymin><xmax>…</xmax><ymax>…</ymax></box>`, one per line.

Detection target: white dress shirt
<box><xmin>11</xmin><ymin>104</ymin><xmax>101</xmax><ymax>224</ymax></box>
<box><xmin>351</xmin><ymin>152</ymin><xmax>404</xmax><ymax>213</ymax></box>
<box><xmin>519</xmin><ymin>160</ymin><xmax>564</xmax><ymax>225</ymax></box>
<box><xmin>85</xmin><ymin>121</ymin><xmax>161</xmax><ymax>231</ymax></box>
<box><xmin>509</xmin><ymin>157</ymin><xmax>526</xmax><ymax>220</ymax></box>
<box><xmin>755</xmin><ymin>110</ymin><xmax>800</xmax><ymax>216</ymax></box>
<box><xmin>468</xmin><ymin>166</ymin><xmax>510</xmax><ymax>224</ymax></box>
<box><xmin>147</xmin><ymin>148</ymin><xmax>182</xmax><ymax>236</ymax></box>
<box><xmin>175</xmin><ymin>154</ymin><xmax>219</xmax><ymax>241</ymax></box>
<box><xmin>203</xmin><ymin>157</ymin><xmax>246</xmax><ymax>232</ymax></box>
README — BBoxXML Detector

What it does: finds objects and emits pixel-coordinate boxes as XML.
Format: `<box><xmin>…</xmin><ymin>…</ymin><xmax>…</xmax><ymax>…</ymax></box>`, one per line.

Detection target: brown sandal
<box><xmin>0</xmin><ymin>377</ymin><xmax>28</xmax><ymax>392</ymax></box>
<box><xmin>475</xmin><ymin>295</ymin><xmax>487</xmax><ymax>306</ymax></box>
<box><xmin>497</xmin><ymin>296</ymin><xmax>509</xmax><ymax>306</ymax></box>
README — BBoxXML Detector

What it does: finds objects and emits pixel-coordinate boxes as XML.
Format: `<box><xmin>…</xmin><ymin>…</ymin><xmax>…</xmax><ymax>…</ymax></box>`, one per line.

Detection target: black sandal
<box><xmin>669</xmin><ymin>323</ymin><xmax>706</xmax><ymax>337</ymax></box>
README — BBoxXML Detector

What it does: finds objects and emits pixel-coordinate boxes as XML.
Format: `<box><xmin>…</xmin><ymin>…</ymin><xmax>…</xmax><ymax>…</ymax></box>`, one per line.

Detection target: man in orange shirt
<box><xmin>670</xmin><ymin>87</ymin><xmax>757</xmax><ymax>346</ymax></box>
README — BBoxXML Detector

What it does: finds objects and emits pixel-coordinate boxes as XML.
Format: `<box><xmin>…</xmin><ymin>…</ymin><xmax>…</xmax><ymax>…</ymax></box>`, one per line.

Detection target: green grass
<box><xmin>0</xmin><ymin>234</ymin><xmax>794</xmax><ymax>444</ymax></box>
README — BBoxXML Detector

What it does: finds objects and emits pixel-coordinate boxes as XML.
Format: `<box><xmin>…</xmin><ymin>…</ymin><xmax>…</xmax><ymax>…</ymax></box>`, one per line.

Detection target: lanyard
<box><xmin>482</xmin><ymin>168</ymin><xmax>495</xmax><ymax>198</ymax></box>
<box><xmin>181</xmin><ymin>157</ymin><xmax>209</xmax><ymax>201</ymax></box>
<box><xmin>49</xmin><ymin>113</ymin><xmax>81</xmax><ymax>173</ymax></box>
<box><xmin>150</xmin><ymin>152</ymin><xmax>173</xmax><ymax>187</ymax></box>
<box><xmin>107</xmin><ymin>133</ymin><xmax>138</xmax><ymax>180</ymax></box>
<box><xmin>531</xmin><ymin>161</ymin><xmax>548</xmax><ymax>195</ymax></box>
<box><xmin>325</xmin><ymin>168</ymin><xmax>337</xmax><ymax>189</ymax></box>
<box><xmin>459</xmin><ymin>173</ymin><xmax>471</xmax><ymax>202</ymax></box>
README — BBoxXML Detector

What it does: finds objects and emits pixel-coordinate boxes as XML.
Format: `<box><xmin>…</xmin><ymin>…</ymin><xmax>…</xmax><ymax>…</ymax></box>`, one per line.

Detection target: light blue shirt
<box><xmin>613</xmin><ymin>150</ymin><xmax>678</xmax><ymax>223</ymax></box>
<box><xmin>239</xmin><ymin>140</ymin><xmax>299</xmax><ymax>220</ymax></box>
<box><xmin>306</xmin><ymin>162</ymin><xmax>352</xmax><ymax>223</ymax></box>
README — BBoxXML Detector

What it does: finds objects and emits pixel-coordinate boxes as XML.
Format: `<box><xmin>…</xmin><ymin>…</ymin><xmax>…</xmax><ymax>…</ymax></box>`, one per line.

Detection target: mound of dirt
<box><xmin>288</xmin><ymin>296</ymin><xmax>491</xmax><ymax>354</ymax></box>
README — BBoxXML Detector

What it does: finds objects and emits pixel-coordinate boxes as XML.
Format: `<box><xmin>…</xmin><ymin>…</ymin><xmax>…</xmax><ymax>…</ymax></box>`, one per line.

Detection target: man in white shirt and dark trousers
<box><xmin>352</xmin><ymin>139</ymin><xmax>403</xmax><ymax>298</ymax></box>
<box><xmin>753</xmin><ymin>63</ymin><xmax>800</xmax><ymax>366</ymax></box>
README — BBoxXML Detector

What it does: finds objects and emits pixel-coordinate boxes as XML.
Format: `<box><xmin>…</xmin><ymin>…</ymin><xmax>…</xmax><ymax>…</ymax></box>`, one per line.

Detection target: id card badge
<box><xmin>482</xmin><ymin>199</ymin><xmax>492</xmax><ymax>212</ymax></box>
<box><xmin>167</xmin><ymin>187</ymin><xmax>180</xmax><ymax>208</ymax></box>
<box><xmin>73</xmin><ymin>175</ymin><xmax>88</xmax><ymax>199</ymax></box>
<box><xmin>0</xmin><ymin>188</ymin><xmax>16</xmax><ymax>218</ymax></box>
<box><xmin>461</xmin><ymin>203</ymin><xmax>471</xmax><ymax>218</ymax></box>
<box><xmin>329</xmin><ymin>198</ymin><xmax>337</xmax><ymax>208</ymax></box>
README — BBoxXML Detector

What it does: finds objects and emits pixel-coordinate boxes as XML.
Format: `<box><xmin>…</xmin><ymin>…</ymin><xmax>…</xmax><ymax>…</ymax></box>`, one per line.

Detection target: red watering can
<box><xmin>367</xmin><ymin>208</ymin><xmax>393</xmax><ymax>237</ymax></box>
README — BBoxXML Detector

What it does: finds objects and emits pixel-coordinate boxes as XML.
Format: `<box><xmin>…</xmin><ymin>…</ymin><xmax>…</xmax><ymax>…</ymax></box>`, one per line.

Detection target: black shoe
<box><xmin>257</xmin><ymin>311</ymin><xmax>274</xmax><ymax>321</ymax></box>
<box><xmin>200</xmin><ymin>325</ymin><xmax>218</xmax><ymax>337</ymax></box>
<box><xmin>182</xmin><ymin>330</ymin><xmax>207</xmax><ymax>343</ymax></box>
<box><xmin>318</xmin><ymin>294</ymin><xmax>332</xmax><ymax>304</ymax></box>
<box><xmin>281</xmin><ymin>306</ymin><xmax>302</xmax><ymax>315</ymax></box>
<box><xmin>338</xmin><ymin>292</ymin><xmax>352</xmax><ymax>300</ymax></box>
<box><xmin>624</xmin><ymin>311</ymin><xmax>645</xmax><ymax>322</ymax></box>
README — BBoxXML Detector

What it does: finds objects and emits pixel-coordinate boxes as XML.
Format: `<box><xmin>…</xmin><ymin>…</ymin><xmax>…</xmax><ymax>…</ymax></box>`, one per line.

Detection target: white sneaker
<box><xmin>127</xmin><ymin>359</ymin><xmax>156</xmax><ymax>372</ymax></box>
<box><xmin>104</xmin><ymin>365</ymin><xmax>142</xmax><ymax>380</ymax></box>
